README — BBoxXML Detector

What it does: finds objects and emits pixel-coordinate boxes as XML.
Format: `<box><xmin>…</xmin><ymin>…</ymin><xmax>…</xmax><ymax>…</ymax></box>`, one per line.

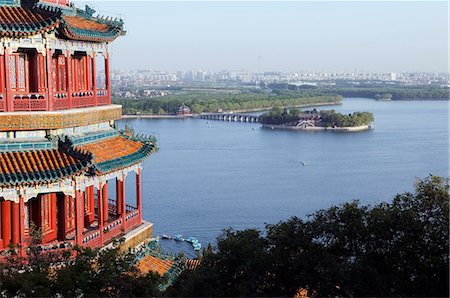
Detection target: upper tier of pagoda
<box><xmin>0</xmin><ymin>0</ymin><xmax>124</xmax><ymax>42</ymax></box>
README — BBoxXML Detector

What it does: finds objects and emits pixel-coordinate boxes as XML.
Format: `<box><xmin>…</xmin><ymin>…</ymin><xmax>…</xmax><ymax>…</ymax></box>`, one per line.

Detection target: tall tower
<box><xmin>0</xmin><ymin>0</ymin><xmax>155</xmax><ymax>254</ymax></box>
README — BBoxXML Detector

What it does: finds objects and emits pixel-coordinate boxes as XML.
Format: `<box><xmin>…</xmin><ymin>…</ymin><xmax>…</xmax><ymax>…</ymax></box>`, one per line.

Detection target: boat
<box><xmin>161</xmin><ymin>234</ymin><xmax>172</xmax><ymax>240</ymax></box>
<box><xmin>186</xmin><ymin>236</ymin><xmax>198</xmax><ymax>244</ymax></box>
<box><xmin>174</xmin><ymin>234</ymin><xmax>183</xmax><ymax>241</ymax></box>
<box><xmin>193</xmin><ymin>242</ymin><xmax>202</xmax><ymax>251</ymax></box>
<box><xmin>302</xmin><ymin>161</ymin><xmax>307</xmax><ymax>166</ymax></box>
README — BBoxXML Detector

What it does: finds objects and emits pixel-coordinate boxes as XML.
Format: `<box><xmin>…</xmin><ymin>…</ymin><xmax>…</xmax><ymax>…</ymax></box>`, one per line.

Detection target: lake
<box><xmin>118</xmin><ymin>98</ymin><xmax>448</xmax><ymax>256</ymax></box>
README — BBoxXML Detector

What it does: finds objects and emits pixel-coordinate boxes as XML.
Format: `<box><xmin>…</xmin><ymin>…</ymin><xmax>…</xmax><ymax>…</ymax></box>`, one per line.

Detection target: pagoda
<box><xmin>0</xmin><ymin>0</ymin><xmax>156</xmax><ymax>256</ymax></box>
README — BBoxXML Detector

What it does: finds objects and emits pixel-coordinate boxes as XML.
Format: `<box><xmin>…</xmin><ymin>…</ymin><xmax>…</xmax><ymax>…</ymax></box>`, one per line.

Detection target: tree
<box><xmin>0</xmin><ymin>235</ymin><xmax>161</xmax><ymax>297</ymax></box>
<box><xmin>167</xmin><ymin>176</ymin><xmax>449</xmax><ymax>297</ymax></box>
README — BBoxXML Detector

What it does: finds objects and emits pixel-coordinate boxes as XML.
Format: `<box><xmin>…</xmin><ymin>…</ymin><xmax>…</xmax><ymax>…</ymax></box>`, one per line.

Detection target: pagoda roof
<box><xmin>0</xmin><ymin>5</ymin><xmax>60</xmax><ymax>37</ymax></box>
<box><xmin>0</xmin><ymin>145</ymin><xmax>90</xmax><ymax>187</ymax></box>
<box><xmin>0</xmin><ymin>0</ymin><xmax>125</xmax><ymax>42</ymax></box>
<box><xmin>0</xmin><ymin>130</ymin><xmax>156</xmax><ymax>187</ymax></box>
<box><xmin>76</xmin><ymin>131</ymin><xmax>156</xmax><ymax>174</ymax></box>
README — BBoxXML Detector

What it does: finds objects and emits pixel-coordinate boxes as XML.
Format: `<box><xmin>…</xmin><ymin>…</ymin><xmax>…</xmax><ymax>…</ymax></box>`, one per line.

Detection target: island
<box><xmin>259</xmin><ymin>108</ymin><xmax>374</xmax><ymax>132</ymax></box>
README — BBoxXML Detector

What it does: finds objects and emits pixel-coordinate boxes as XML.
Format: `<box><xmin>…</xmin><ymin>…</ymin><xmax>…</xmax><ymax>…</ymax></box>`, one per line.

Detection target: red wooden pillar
<box><xmin>121</xmin><ymin>175</ymin><xmax>126</xmax><ymax>231</ymax></box>
<box><xmin>102</xmin><ymin>182</ymin><xmax>109</xmax><ymax>224</ymax></box>
<box><xmin>92</xmin><ymin>53</ymin><xmax>98</xmax><ymax>106</ymax></box>
<box><xmin>88</xmin><ymin>186</ymin><xmax>95</xmax><ymax>224</ymax></box>
<box><xmin>66</xmin><ymin>51</ymin><xmax>73</xmax><ymax>109</ymax></box>
<box><xmin>97</xmin><ymin>184</ymin><xmax>104</xmax><ymax>245</ymax></box>
<box><xmin>19</xmin><ymin>197</ymin><xmax>25</xmax><ymax>256</ymax></box>
<box><xmin>136</xmin><ymin>168</ymin><xmax>142</xmax><ymax>224</ymax></box>
<box><xmin>11</xmin><ymin>201</ymin><xmax>19</xmax><ymax>246</ymax></box>
<box><xmin>104</xmin><ymin>52</ymin><xmax>110</xmax><ymax>104</ymax></box>
<box><xmin>75</xmin><ymin>190</ymin><xmax>84</xmax><ymax>246</ymax></box>
<box><xmin>50</xmin><ymin>193</ymin><xmax>57</xmax><ymax>240</ymax></box>
<box><xmin>46</xmin><ymin>48</ymin><xmax>54</xmax><ymax>111</ymax></box>
<box><xmin>116</xmin><ymin>178</ymin><xmax>122</xmax><ymax>215</ymax></box>
<box><xmin>57</xmin><ymin>195</ymin><xmax>67</xmax><ymax>241</ymax></box>
<box><xmin>1</xmin><ymin>200</ymin><xmax>11</xmax><ymax>247</ymax></box>
<box><xmin>4</xmin><ymin>49</ymin><xmax>13</xmax><ymax>112</ymax></box>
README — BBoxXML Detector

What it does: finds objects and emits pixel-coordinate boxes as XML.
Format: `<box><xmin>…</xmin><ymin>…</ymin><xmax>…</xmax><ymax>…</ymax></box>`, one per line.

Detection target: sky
<box><xmin>76</xmin><ymin>1</ymin><xmax>448</xmax><ymax>73</ymax></box>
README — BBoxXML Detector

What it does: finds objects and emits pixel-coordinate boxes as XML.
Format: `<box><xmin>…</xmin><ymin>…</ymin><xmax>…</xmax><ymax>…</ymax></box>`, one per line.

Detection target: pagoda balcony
<box><xmin>82</xmin><ymin>198</ymin><xmax>142</xmax><ymax>249</ymax></box>
<box><xmin>97</xmin><ymin>89</ymin><xmax>109</xmax><ymax>106</ymax></box>
<box><xmin>71</xmin><ymin>91</ymin><xmax>95</xmax><ymax>108</ymax></box>
<box><xmin>0</xmin><ymin>90</ymin><xmax>111</xmax><ymax>112</ymax></box>
<box><xmin>12</xmin><ymin>93</ymin><xmax>47</xmax><ymax>111</ymax></box>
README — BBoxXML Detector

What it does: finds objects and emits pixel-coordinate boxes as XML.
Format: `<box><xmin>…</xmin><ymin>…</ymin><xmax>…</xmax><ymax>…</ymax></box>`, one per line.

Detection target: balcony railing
<box><xmin>125</xmin><ymin>210</ymin><xmax>140</xmax><ymax>231</ymax></box>
<box><xmin>54</xmin><ymin>92</ymin><xmax>70</xmax><ymax>110</ymax></box>
<box><xmin>97</xmin><ymin>89</ymin><xmax>109</xmax><ymax>106</ymax></box>
<box><xmin>71</xmin><ymin>91</ymin><xmax>95</xmax><ymax>108</ymax></box>
<box><xmin>0</xmin><ymin>89</ymin><xmax>111</xmax><ymax>112</ymax></box>
<box><xmin>13</xmin><ymin>93</ymin><xmax>47</xmax><ymax>111</ymax></box>
<box><xmin>103</xmin><ymin>217</ymin><xmax>123</xmax><ymax>243</ymax></box>
<box><xmin>82</xmin><ymin>229</ymin><xmax>102</xmax><ymax>248</ymax></box>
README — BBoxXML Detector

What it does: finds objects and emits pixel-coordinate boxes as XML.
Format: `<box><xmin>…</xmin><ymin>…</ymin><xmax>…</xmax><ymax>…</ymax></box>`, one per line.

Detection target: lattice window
<box><xmin>9</xmin><ymin>53</ymin><xmax>28</xmax><ymax>92</ymax></box>
<box><xmin>24</xmin><ymin>202</ymin><xmax>30</xmax><ymax>230</ymax></box>
<box><xmin>66</xmin><ymin>196</ymin><xmax>75</xmax><ymax>230</ymax></box>
<box><xmin>37</xmin><ymin>54</ymin><xmax>47</xmax><ymax>92</ymax></box>
<box><xmin>9</xmin><ymin>56</ymin><xmax>16</xmax><ymax>89</ymax></box>
<box><xmin>17</xmin><ymin>55</ymin><xmax>26</xmax><ymax>89</ymax></box>
<box><xmin>57</xmin><ymin>56</ymin><xmax>67</xmax><ymax>92</ymax></box>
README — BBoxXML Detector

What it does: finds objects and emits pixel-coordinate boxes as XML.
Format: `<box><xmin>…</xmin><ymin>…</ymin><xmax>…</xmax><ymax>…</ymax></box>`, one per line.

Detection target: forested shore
<box><xmin>113</xmin><ymin>92</ymin><xmax>341</xmax><ymax>115</ymax></box>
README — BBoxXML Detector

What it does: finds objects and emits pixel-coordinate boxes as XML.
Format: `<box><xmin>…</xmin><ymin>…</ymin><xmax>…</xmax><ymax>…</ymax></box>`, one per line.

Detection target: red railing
<box><xmin>0</xmin><ymin>89</ymin><xmax>112</xmax><ymax>112</ymax></box>
<box><xmin>82</xmin><ymin>229</ymin><xmax>102</xmax><ymax>249</ymax></box>
<box><xmin>97</xmin><ymin>89</ymin><xmax>109</xmax><ymax>106</ymax></box>
<box><xmin>13</xmin><ymin>93</ymin><xmax>47</xmax><ymax>111</ymax></box>
<box><xmin>54</xmin><ymin>93</ymin><xmax>70</xmax><ymax>110</ymax></box>
<box><xmin>37</xmin><ymin>241</ymin><xmax>75</xmax><ymax>252</ymax></box>
<box><xmin>71</xmin><ymin>91</ymin><xmax>95</xmax><ymax>108</ymax></box>
<box><xmin>125</xmin><ymin>210</ymin><xmax>141</xmax><ymax>231</ymax></box>
<box><xmin>103</xmin><ymin>217</ymin><xmax>123</xmax><ymax>243</ymax></box>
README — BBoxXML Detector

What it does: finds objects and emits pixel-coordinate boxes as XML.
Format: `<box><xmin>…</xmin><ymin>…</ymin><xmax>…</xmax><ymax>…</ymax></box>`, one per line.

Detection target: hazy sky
<box><xmin>77</xmin><ymin>1</ymin><xmax>448</xmax><ymax>72</ymax></box>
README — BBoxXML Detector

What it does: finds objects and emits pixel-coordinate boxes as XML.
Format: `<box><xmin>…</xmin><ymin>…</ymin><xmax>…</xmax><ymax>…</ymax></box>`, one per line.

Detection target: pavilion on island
<box><xmin>0</xmin><ymin>0</ymin><xmax>156</xmax><ymax>256</ymax></box>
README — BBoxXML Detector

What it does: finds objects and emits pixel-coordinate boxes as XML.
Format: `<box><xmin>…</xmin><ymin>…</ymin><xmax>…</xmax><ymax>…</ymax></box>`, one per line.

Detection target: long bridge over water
<box><xmin>198</xmin><ymin>113</ymin><xmax>260</xmax><ymax>123</ymax></box>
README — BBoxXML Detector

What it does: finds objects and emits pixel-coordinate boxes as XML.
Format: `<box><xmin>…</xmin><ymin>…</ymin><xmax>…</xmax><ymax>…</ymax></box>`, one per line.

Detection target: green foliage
<box><xmin>259</xmin><ymin>107</ymin><xmax>303</xmax><ymax>125</ymax></box>
<box><xmin>319</xmin><ymin>110</ymin><xmax>374</xmax><ymax>127</ymax></box>
<box><xmin>168</xmin><ymin>176</ymin><xmax>449</xmax><ymax>297</ymax></box>
<box><xmin>259</xmin><ymin>108</ymin><xmax>374</xmax><ymax>127</ymax></box>
<box><xmin>0</xmin><ymin>238</ymin><xmax>161</xmax><ymax>297</ymax></box>
<box><xmin>113</xmin><ymin>91</ymin><xmax>341</xmax><ymax>115</ymax></box>
<box><xmin>269</xmin><ymin>84</ymin><xmax>449</xmax><ymax>100</ymax></box>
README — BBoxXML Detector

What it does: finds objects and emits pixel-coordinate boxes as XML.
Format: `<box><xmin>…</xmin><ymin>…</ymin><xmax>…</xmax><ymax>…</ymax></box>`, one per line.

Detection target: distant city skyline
<box><xmin>78</xmin><ymin>1</ymin><xmax>448</xmax><ymax>73</ymax></box>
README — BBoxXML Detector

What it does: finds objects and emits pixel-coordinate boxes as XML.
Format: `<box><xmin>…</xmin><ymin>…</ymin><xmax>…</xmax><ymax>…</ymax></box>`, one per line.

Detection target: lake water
<box><xmin>118</xmin><ymin>98</ymin><xmax>448</xmax><ymax>256</ymax></box>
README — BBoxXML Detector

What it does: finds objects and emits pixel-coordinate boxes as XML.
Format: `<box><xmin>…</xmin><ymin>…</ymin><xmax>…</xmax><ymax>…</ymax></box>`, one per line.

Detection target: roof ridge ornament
<box><xmin>84</xmin><ymin>4</ymin><xmax>95</xmax><ymax>18</ymax></box>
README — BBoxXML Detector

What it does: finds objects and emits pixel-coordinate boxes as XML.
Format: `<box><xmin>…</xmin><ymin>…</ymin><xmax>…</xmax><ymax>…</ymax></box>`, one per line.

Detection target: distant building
<box><xmin>177</xmin><ymin>104</ymin><xmax>192</xmax><ymax>116</ymax></box>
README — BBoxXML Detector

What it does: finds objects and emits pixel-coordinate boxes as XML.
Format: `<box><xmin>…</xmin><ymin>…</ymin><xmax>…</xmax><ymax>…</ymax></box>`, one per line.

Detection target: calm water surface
<box><xmin>118</xmin><ymin>98</ymin><xmax>448</xmax><ymax>255</ymax></box>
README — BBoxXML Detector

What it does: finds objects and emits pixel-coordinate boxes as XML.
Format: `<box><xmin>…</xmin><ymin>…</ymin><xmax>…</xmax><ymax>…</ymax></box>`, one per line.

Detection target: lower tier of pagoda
<box><xmin>0</xmin><ymin>168</ymin><xmax>144</xmax><ymax>255</ymax></box>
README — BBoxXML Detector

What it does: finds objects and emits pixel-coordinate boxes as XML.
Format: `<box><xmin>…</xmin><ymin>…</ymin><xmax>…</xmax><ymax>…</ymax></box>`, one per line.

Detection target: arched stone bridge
<box><xmin>198</xmin><ymin>113</ymin><xmax>260</xmax><ymax>123</ymax></box>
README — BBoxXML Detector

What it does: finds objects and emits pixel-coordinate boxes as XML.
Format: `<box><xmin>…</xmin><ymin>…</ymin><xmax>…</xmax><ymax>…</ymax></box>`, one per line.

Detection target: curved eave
<box><xmin>94</xmin><ymin>142</ymin><xmax>156</xmax><ymax>174</ymax></box>
<box><xmin>0</xmin><ymin>161</ymin><xmax>89</xmax><ymax>188</ymax></box>
<box><xmin>60</xmin><ymin>25</ymin><xmax>123</xmax><ymax>43</ymax></box>
<box><xmin>0</xmin><ymin>19</ymin><xmax>60</xmax><ymax>38</ymax></box>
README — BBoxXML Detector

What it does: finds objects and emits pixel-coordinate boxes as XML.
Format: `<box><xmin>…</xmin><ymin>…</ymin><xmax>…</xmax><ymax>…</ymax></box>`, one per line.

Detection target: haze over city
<box><xmin>77</xmin><ymin>0</ymin><xmax>448</xmax><ymax>73</ymax></box>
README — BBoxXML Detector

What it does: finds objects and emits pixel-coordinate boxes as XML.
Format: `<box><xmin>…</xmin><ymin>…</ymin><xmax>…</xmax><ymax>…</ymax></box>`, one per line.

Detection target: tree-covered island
<box><xmin>259</xmin><ymin>108</ymin><xmax>374</xmax><ymax>131</ymax></box>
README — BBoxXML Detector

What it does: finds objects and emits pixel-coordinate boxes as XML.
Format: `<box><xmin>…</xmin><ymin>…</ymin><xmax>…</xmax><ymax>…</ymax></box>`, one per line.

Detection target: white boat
<box><xmin>161</xmin><ymin>234</ymin><xmax>172</xmax><ymax>240</ymax></box>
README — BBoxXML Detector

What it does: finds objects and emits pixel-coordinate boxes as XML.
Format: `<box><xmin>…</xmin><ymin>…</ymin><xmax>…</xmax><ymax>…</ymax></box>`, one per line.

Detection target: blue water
<box><xmin>118</xmin><ymin>98</ymin><xmax>448</xmax><ymax>256</ymax></box>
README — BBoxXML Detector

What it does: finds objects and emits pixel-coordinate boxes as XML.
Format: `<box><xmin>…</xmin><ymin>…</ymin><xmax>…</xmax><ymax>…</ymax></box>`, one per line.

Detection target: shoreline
<box><xmin>120</xmin><ymin>100</ymin><xmax>342</xmax><ymax>119</ymax></box>
<box><xmin>262</xmin><ymin>124</ymin><xmax>371</xmax><ymax>132</ymax></box>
